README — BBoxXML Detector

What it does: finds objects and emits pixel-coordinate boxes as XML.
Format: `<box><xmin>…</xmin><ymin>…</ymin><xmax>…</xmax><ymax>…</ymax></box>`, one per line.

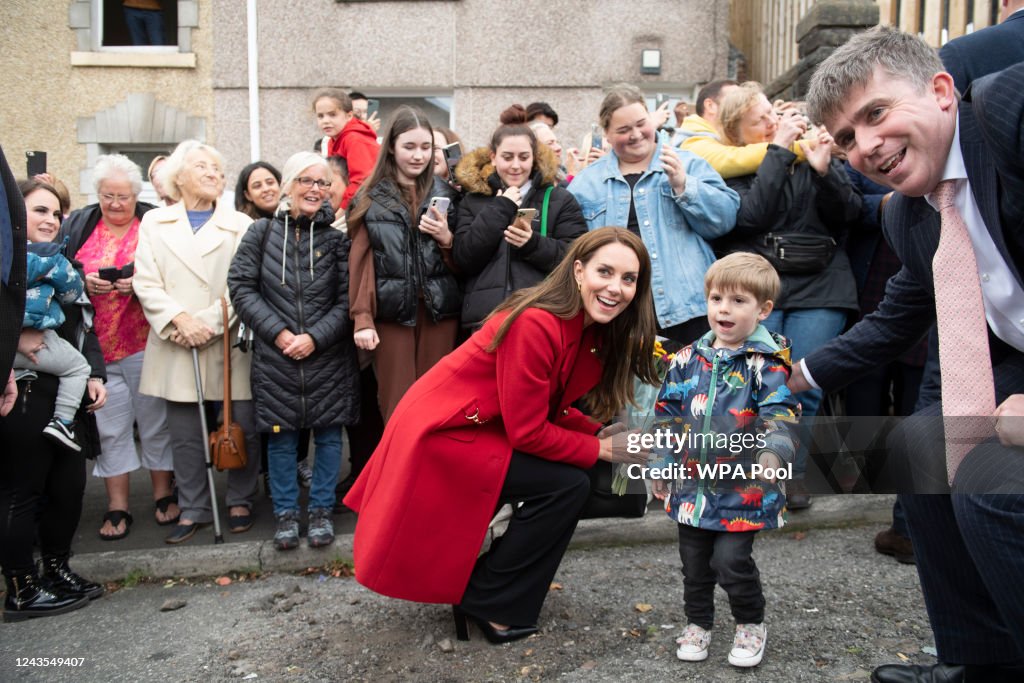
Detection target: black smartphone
<box><xmin>120</xmin><ymin>262</ymin><xmax>134</xmax><ymax>278</ymax></box>
<box><xmin>98</xmin><ymin>267</ymin><xmax>121</xmax><ymax>282</ymax></box>
<box><xmin>366</xmin><ymin>98</ymin><xmax>380</xmax><ymax>119</ymax></box>
<box><xmin>443</xmin><ymin>142</ymin><xmax>462</xmax><ymax>183</ymax></box>
<box><xmin>26</xmin><ymin>151</ymin><xmax>46</xmax><ymax>177</ymax></box>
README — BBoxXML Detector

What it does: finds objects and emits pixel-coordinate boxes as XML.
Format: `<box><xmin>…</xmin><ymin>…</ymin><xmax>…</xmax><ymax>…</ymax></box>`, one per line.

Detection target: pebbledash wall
<box><xmin>0</xmin><ymin>1</ymin><xmax>729</xmax><ymax>204</ymax></box>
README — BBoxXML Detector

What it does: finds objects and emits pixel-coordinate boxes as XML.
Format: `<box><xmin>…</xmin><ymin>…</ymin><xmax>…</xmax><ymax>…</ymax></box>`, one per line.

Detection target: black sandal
<box><xmin>154</xmin><ymin>496</ymin><xmax>180</xmax><ymax>526</ymax></box>
<box><xmin>99</xmin><ymin>510</ymin><xmax>133</xmax><ymax>541</ymax></box>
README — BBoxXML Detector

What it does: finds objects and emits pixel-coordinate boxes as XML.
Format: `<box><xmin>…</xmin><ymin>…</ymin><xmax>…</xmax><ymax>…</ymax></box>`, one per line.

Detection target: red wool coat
<box><xmin>344</xmin><ymin>308</ymin><xmax>604</xmax><ymax>603</ymax></box>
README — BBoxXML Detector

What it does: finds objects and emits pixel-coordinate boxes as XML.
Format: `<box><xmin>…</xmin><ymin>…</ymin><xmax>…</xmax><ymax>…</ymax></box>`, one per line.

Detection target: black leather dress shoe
<box><xmin>871</xmin><ymin>663</ymin><xmax>965</xmax><ymax>683</ymax></box>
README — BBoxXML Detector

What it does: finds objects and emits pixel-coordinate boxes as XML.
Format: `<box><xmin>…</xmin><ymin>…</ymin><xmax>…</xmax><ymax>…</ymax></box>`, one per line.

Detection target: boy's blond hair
<box><xmin>704</xmin><ymin>252</ymin><xmax>779</xmax><ymax>303</ymax></box>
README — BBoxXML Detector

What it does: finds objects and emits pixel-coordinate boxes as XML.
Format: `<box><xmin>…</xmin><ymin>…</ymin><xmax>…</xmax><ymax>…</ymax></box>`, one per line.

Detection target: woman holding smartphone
<box><xmin>453</xmin><ymin>106</ymin><xmax>587</xmax><ymax>330</ymax></box>
<box><xmin>347</xmin><ymin>105</ymin><xmax>460</xmax><ymax>421</ymax></box>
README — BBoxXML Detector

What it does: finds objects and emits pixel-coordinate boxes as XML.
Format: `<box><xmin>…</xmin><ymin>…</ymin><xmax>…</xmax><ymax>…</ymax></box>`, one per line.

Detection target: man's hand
<box><xmin>787</xmin><ymin>360</ymin><xmax>812</xmax><ymax>393</ymax></box>
<box><xmin>1</xmin><ymin>370</ymin><xmax>17</xmax><ymax>417</ymax></box>
<box><xmin>994</xmin><ymin>394</ymin><xmax>1024</xmax><ymax>448</ymax></box>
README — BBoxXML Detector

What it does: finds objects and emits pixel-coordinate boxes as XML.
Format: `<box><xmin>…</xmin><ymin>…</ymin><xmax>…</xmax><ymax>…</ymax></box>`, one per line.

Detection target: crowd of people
<box><xmin>2</xmin><ymin>14</ymin><xmax>1023</xmax><ymax>682</ymax></box>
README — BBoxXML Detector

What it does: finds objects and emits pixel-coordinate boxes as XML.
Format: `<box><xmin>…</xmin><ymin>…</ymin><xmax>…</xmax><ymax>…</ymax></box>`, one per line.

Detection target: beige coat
<box><xmin>134</xmin><ymin>200</ymin><xmax>254</xmax><ymax>402</ymax></box>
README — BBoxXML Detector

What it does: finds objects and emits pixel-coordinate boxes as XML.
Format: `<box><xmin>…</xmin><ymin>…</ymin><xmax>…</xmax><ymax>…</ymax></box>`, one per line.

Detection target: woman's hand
<box><xmin>85</xmin><ymin>272</ymin><xmax>115</xmax><ymax>299</ymax></box>
<box><xmin>772</xmin><ymin>110</ymin><xmax>806</xmax><ymax>149</ymax></box>
<box><xmin>504</xmin><ymin>215</ymin><xmax>533</xmax><ymax>248</ymax></box>
<box><xmin>113</xmin><ymin>276</ymin><xmax>134</xmax><ymax>297</ymax></box>
<box><xmin>419</xmin><ymin>206</ymin><xmax>452</xmax><ymax>248</ymax></box>
<box><xmin>497</xmin><ymin>186</ymin><xmax>522</xmax><ymax>207</ymax></box>
<box><xmin>652</xmin><ymin>101</ymin><xmax>672</xmax><ymax>129</ymax></box>
<box><xmin>598</xmin><ymin>428</ymin><xmax>650</xmax><ymax>465</ymax></box>
<box><xmin>171</xmin><ymin>312</ymin><xmax>215</xmax><ymax>348</ymax></box>
<box><xmin>275</xmin><ymin>329</ymin><xmax>295</xmax><ymax>351</ymax></box>
<box><xmin>660</xmin><ymin>149</ymin><xmax>688</xmax><ymax>196</ymax></box>
<box><xmin>801</xmin><ymin>128</ymin><xmax>835</xmax><ymax>176</ymax></box>
<box><xmin>354</xmin><ymin>327</ymin><xmax>380</xmax><ymax>351</ymax></box>
<box><xmin>18</xmin><ymin>328</ymin><xmax>46</xmax><ymax>364</ymax></box>
<box><xmin>586</xmin><ymin>145</ymin><xmax>607</xmax><ymax>165</ymax></box>
<box><xmin>651</xmin><ymin>478</ymin><xmax>670</xmax><ymax>501</ymax></box>
<box><xmin>86</xmin><ymin>377</ymin><xmax>107</xmax><ymax>412</ymax></box>
<box><xmin>1</xmin><ymin>370</ymin><xmax>17</xmax><ymax>417</ymax></box>
<box><xmin>283</xmin><ymin>333</ymin><xmax>316</xmax><ymax>361</ymax></box>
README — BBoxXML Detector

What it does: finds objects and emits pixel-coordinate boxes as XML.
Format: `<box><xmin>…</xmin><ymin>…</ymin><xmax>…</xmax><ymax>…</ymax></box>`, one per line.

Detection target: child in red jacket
<box><xmin>313</xmin><ymin>88</ymin><xmax>380</xmax><ymax>210</ymax></box>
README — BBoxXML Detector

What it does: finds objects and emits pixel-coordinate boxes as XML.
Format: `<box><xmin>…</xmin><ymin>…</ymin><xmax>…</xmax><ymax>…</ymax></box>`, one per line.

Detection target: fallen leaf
<box><xmin>634</xmin><ymin>603</ymin><xmax>653</xmax><ymax>613</ymax></box>
<box><xmin>523</xmin><ymin>648</ymin><xmax>534</xmax><ymax>657</ymax></box>
<box><xmin>160</xmin><ymin>599</ymin><xmax>186</xmax><ymax>612</ymax></box>
<box><xmin>215</xmin><ymin>576</ymin><xmax>232</xmax><ymax>586</ymax></box>
<box><xmin>549</xmin><ymin>582</ymin><xmax>563</xmax><ymax>591</ymax></box>
<box><xmin>897</xmin><ymin>652</ymin><xmax>910</xmax><ymax>662</ymax></box>
<box><xmin>792</xmin><ymin>531</ymin><xmax>807</xmax><ymax>540</ymax></box>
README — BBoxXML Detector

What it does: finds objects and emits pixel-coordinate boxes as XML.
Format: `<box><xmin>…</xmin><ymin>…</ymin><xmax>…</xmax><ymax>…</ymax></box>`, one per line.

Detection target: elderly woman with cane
<box><xmin>345</xmin><ymin>227</ymin><xmax>657</xmax><ymax>643</ymax></box>
<box><xmin>133</xmin><ymin>139</ymin><xmax>261</xmax><ymax>544</ymax></box>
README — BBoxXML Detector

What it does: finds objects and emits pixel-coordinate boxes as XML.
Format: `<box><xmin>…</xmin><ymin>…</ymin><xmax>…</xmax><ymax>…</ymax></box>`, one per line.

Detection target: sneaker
<box><xmin>675</xmin><ymin>623</ymin><xmax>711</xmax><ymax>661</ymax></box>
<box><xmin>307</xmin><ymin>508</ymin><xmax>334</xmax><ymax>548</ymax></box>
<box><xmin>728</xmin><ymin>623</ymin><xmax>766</xmax><ymax>668</ymax></box>
<box><xmin>273</xmin><ymin>511</ymin><xmax>300</xmax><ymax>551</ymax></box>
<box><xmin>43</xmin><ymin>419</ymin><xmax>82</xmax><ymax>453</ymax></box>
<box><xmin>297</xmin><ymin>460</ymin><xmax>313</xmax><ymax>489</ymax></box>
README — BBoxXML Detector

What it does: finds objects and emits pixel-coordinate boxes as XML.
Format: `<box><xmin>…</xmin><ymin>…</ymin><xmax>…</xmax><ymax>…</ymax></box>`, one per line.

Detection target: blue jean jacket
<box><xmin>568</xmin><ymin>136</ymin><xmax>739</xmax><ymax>327</ymax></box>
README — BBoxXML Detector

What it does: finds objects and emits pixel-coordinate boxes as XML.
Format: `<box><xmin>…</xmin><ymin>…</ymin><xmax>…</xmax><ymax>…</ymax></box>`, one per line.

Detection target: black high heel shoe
<box><xmin>452</xmin><ymin>606</ymin><xmax>538</xmax><ymax>644</ymax></box>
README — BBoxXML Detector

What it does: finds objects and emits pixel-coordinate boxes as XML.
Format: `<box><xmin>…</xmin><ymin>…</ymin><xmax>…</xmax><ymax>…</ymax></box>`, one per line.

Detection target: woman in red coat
<box><xmin>345</xmin><ymin>227</ymin><xmax>659</xmax><ymax>643</ymax></box>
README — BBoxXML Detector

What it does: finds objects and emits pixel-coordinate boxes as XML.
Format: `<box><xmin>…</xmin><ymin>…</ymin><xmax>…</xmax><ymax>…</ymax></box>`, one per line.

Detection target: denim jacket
<box><xmin>568</xmin><ymin>136</ymin><xmax>739</xmax><ymax>327</ymax></box>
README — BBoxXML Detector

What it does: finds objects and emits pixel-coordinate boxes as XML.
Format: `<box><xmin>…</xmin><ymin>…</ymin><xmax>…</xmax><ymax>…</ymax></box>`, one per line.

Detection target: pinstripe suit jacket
<box><xmin>0</xmin><ymin>144</ymin><xmax>26</xmax><ymax>379</ymax></box>
<box><xmin>805</xmin><ymin>62</ymin><xmax>1024</xmax><ymax>393</ymax></box>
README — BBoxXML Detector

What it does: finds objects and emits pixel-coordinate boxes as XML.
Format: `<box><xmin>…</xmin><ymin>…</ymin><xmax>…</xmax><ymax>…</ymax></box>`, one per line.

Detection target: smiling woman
<box><xmin>234</xmin><ymin>161</ymin><xmax>282</xmax><ymax>221</ymax></box>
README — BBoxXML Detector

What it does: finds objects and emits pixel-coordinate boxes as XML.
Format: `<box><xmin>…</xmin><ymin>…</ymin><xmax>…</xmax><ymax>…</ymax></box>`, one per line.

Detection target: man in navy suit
<box><xmin>0</xmin><ymin>144</ymin><xmax>26</xmax><ymax>416</ymax></box>
<box><xmin>940</xmin><ymin>0</ymin><xmax>1024</xmax><ymax>92</ymax></box>
<box><xmin>793</xmin><ymin>27</ymin><xmax>1024</xmax><ymax>683</ymax></box>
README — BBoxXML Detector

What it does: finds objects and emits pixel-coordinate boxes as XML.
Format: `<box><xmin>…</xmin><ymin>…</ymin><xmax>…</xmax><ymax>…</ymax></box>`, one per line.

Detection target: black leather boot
<box><xmin>40</xmin><ymin>555</ymin><xmax>104</xmax><ymax>600</ymax></box>
<box><xmin>3</xmin><ymin>571</ymin><xmax>89</xmax><ymax>622</ymax></box>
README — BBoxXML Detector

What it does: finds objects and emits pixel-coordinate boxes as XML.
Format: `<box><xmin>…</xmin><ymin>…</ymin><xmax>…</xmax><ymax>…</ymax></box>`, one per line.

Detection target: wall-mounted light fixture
<box><xmin>641</xmin><ymin>48</ymin><xmax>661</xmax><ymax>75</ymax></box>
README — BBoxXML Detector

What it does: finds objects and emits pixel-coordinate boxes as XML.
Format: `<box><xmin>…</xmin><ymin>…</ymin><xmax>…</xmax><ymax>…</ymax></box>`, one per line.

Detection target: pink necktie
<box><xmin>932</xmin><ymin>179</ymin><xmax>996</xmax><ymax>484</ymax></box>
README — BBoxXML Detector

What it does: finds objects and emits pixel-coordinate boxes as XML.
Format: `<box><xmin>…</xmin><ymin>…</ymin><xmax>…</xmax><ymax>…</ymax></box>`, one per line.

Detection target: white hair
<box><xmin>278</xmin><ymin>151</ymin><xmax>332</xmax><ymax>213</ymax></box>
<box><xmin>93</xmin><ymin>154</ymin><xmax>143</xmax><ymax>195</ymax></box>
<box><xmin>162</xmin><ymin>139</ymin><xmax>225</xmax><ymax>202</ymax></box>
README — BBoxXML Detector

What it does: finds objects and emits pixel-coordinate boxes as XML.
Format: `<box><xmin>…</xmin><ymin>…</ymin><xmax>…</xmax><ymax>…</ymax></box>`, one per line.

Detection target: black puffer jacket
<box><xmin>453</xmin><ymin>145</ymin><xmax>586</xmax><ymax>328</ymax></box>
<box><xmin>361</xmin><ymin>176</ymin><xmax>460</xmax><ymax>326</ymax></box>
<box><xmin>228</xmin><ymin>201</ymin><xmax>359</xmax><ymax>432</ymax></box>
<box><xmin>713</xmin><ymin>145</ymin><xmax>861</xmax><ymax>311</ymax></box>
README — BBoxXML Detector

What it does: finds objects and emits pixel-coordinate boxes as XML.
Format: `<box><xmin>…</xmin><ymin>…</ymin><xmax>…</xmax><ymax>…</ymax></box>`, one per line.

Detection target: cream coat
<box><xmin>134</xmin><ymin>200</ymin><xmax>254</xmax><ymax>402</ymax></box>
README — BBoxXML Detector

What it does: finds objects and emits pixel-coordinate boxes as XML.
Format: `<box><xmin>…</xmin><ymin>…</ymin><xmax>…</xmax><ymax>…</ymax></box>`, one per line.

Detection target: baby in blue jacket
<box><xmin>13</xmin><ymin>241</ymin><xmax>91</xmax><ymax>452</ymax></box>
<box><xmin>650</xmin><ymin>252</ymin><xmax>799</xmax><ymax>669</ymax></box>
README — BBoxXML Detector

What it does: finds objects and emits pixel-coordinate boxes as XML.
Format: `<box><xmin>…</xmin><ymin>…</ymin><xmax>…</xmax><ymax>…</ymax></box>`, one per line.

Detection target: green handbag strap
<box><xmin>540</xmin><ymin>185</ymin><xmax>553</xmax><ymax>237</ymax></box>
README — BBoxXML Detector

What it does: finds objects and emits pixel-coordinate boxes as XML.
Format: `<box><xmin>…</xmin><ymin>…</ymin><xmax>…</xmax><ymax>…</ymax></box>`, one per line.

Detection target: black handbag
<box><xmin>751</xmin><ymin>232</ymin><xmax>837</xmax><ymax>274</ymax></box>
<box><xmin>579</xmin><ymin>459</ymin><xmax>649</xmax><ymax>519</ymax></box>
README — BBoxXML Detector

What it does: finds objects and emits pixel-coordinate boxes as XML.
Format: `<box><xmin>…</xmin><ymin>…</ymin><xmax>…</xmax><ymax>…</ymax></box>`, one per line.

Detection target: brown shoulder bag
<box><xmin>210</xmin><ymin>297</ymin><xmax>248</xmax><ymax>471</ymax></box>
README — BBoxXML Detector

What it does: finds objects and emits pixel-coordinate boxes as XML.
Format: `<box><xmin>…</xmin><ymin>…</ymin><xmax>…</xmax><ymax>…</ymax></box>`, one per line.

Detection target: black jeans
<box><xmin>0</xmin><ymin>375</ymin><xmax>85</xmax><ymax>575</ymax></box>
<box><xmin>677</xmin><ymin>524</ymin><xmax>764</xmax><ymax>629</ymax></box>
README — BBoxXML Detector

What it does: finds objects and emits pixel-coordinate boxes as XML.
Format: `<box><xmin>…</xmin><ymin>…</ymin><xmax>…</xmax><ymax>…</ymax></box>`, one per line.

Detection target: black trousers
<box><xmin>459</xmin><ymin>451</ymin><xmax>591</xmax><ymax>626</ymax></box>
<box><xmin>0</xmin><ymin>375</ymin><xmax>85</xmax><ymax>575</ymax></box>
<box><xmin>677</xmin><ymin>524</ymin><xmax>764</xmax><ymax>629</ymax></box>
<box><xmin>658</xmin><ymin>316</ymin><xmax>711</xmax><ymax>347</ymax></box>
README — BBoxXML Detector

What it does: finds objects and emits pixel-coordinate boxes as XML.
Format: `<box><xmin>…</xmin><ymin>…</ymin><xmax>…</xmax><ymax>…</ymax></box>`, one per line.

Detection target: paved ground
<box><xmin>0</xmin><ymin>499</ymin><xmax>933</xmax><ymax>683</ymax></box>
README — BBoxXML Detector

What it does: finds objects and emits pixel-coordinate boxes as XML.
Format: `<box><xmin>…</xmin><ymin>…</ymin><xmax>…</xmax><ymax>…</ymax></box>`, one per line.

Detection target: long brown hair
<box><xmin>348</xmin><ymin>105</ymin><xmax>435</xmax><ymax>230</ymax></box>
<box><xmin>487</xmin><ymin>227</ymin><xmax>659</xmax><ymax>422</ymax></box>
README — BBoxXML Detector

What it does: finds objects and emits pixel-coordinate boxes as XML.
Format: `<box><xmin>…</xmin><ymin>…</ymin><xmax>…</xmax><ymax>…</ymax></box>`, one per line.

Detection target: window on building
<box><xmin>101</xmin><ymin>0</ymin><xmax>178</xmax><ymax>48</ymax></box>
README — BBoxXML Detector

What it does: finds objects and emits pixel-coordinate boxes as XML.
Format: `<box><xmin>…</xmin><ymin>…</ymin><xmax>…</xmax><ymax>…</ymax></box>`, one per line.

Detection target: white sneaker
<box><xmin>728</xmin><ymin>622</ymin><xmax>766</xmax><ymax>667</ymax></box>
<box><xmin>675</xmin><ymin>623</ymin><xmax>711</xmax><ymax>661</ymax></box>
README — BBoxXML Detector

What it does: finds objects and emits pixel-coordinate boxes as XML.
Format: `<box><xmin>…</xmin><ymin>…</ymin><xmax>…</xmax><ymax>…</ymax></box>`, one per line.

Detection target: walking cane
<box><xmin>191</xmin><ymin>347</ymin><xmax>225</xmax><ymax>544</ymax></box>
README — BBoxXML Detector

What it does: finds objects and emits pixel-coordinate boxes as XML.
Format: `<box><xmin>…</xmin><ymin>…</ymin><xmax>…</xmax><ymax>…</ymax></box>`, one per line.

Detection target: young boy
<box><xmin>13</xmin><ymin>240</ymin><xmax>92</xmax><ymax>452</ymax></box>
<box><xmin>650</xmin><ymin>252</ymin><xmax>800</xmax><ymax>668</ymax></box>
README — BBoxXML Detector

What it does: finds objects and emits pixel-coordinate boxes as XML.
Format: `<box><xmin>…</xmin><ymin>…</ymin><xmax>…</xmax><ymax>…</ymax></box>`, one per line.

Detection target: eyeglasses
<box><xmin>99</xmin><ymin>193</ymin><xmax>134</xmax><ymax>204</ymax></box>
<box><xmin>295</xmin><ymin>177</ymin><xmax>331</xmax><ymax>190</ymax></box>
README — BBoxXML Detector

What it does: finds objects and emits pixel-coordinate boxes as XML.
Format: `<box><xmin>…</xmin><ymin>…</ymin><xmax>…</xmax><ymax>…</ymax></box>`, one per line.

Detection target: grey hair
<box><xmin>93</xmin><ymin>154</ymin><xmax>143</xmax><ymax>195</ymax></box>
<box><xmin>278</xmin><ymin>151</ymin><xmax>332</xmax><ymax>213</ymax></box>
<box><xmin>162</xmin><ymin>139</ymin><xmax>226</xmax><ymax>202</ymax></box>
<box><xmin>807</xmin><ymin>25</ymin><xmax>944</xmax><ymax>126</ymax></box>
<box><xmin>598</xmin><ymin>83</ymin><xmax>647</xmax><ymax>130</ymax></box>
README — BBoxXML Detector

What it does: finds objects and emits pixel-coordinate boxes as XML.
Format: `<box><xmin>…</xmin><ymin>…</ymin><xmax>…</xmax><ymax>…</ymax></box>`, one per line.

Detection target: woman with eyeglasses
<box><xmin>59</xmin><ymin>154</ymin><xmax>179</xmax><ymax>542</ymax></box>
<box><xmin>228</xmin><ymin>152</ymin><xmax>359</xmax><ymax>550</ymax></box>
<box><xmin>347</xmin><ymin>105</ymin><xmax>460</xmax><ymax>421</ymax></box>
<box><xmin>133</xmin><ymin>140</ymin><xmax>262</xmax><ymax>544</ymax></box>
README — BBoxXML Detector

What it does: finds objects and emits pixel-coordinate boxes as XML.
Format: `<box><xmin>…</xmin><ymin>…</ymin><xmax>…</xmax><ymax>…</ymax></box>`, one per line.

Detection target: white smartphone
<box><xmin>428</xmin><ymin>196</ymin><xmax>450</xmax><ymax>215</ymax></box>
